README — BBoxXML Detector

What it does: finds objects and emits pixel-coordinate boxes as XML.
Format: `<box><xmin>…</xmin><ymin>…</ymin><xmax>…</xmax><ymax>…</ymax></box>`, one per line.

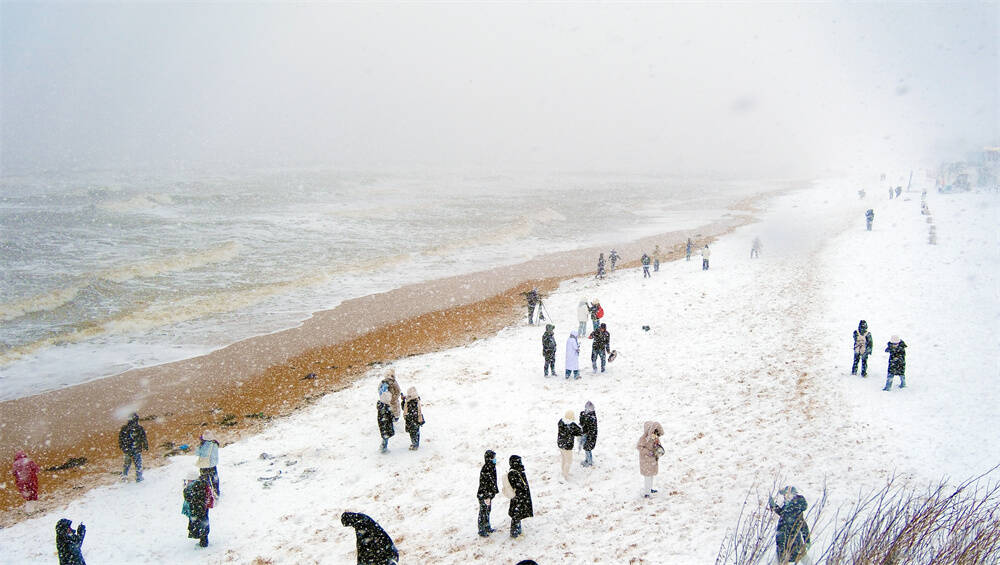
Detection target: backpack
<box><xmin>596</xmin><ymin>306</ymin><xmax>604</xmax><ymax>319</ymax></box>
<box><xmin>501</xmin><ymin>471</ymin><xmax>515</xmax><ymax>498</ymax></box>
<box><xmin>854</xmin><ymin>331</ymin><xmax>868</xmax><ymax>354</ymax></box>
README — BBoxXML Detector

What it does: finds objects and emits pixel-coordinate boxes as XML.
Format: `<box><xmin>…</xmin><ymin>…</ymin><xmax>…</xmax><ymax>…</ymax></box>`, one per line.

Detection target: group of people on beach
<box><xmin>851</xmin><ymin>319</ymin><xmax>908</xmax><ymax>391</ymax></box>
<box><xmin>376</xmin><ymin>371</ymin><xmax>425</xmax><ymax>453</ymax></box>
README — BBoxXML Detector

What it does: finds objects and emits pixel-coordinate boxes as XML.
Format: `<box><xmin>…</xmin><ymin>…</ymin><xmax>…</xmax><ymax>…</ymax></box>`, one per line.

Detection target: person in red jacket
<box><xmin>12</xmin><ymin>450</ymin><xmax>40</xmax><ymax>502</ymax></box>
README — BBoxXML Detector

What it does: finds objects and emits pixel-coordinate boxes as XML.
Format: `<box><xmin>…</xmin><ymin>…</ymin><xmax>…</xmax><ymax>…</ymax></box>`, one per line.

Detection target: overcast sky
<box><xmin>1</xmin><ymin>2</ymin><xmax>997</xmax><ymax>177</ymax></box>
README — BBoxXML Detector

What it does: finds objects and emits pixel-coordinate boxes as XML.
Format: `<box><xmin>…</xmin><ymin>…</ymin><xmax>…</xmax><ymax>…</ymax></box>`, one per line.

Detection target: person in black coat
<box><xmin>557</xmin><ymin>411</ymin><xmax>583</xmax><ymax>480</ymax></box>
<box><xmin>377</xmin><ymin>391</ymin><xmax>395</xmax><ymax>453</ymax></box>
<box><xmin>183</xmin><ymin>473</ymin><xmax>213</xmax><ymax>547</ymax></box>
<box><xmin>401</xmin><ymin>387</ymin><xmax>424</xmax><ymax>450</ymax></box>
<box><xmin>507</xmin><ymin>455</ymin><xmax>533</xmax><ymax>538</ymax></box>
<box><xmin>579</xmin><ymin>401</ymin><xmax>598</xmax><ymax>467</ymax></box>
<box><xmin>768</xmin><ymin>486</ymin><xmax>812</xmax><ymax>564</ymax></box>
<box><xmin>477</xmin><ymin>449</ymin><xmax>498</xmax><ymax>537</ymax></box>
<box><xmin>541</xmin><ymin>324</ymin><xmax>557</xmax><ymax>377</ymax></box>
<box><xmin>851</xmin><ymin>320</ymin><xmax>874</xmax><ymax>377</ymax></box>
<box><xmin>55</xmin><ymin>518</ymin><xmax>86</xmax><ymax>565</ymax></box>
<box><xmin>118</xmin><ymin>412</ymin><xmax>148</xmax><ymax>482</ymax></box>
<box><xmin>589</xmin><ymin>323</ymin><xmax>611</xmax><ymax>373</ymax></box>
<box><xmin>523</xmin><ymin>288</ymin><xmax>540</xmax><ymax>324</ymax></box>
<box><xmin>883</xmin><ymin>335</ymin><xmax>907</xmax><ymax>391</ymax></box>
<box><xmin>341</xmin><ymin>512</ymin><xmax>399</xmax><ymax>565</ymax></box>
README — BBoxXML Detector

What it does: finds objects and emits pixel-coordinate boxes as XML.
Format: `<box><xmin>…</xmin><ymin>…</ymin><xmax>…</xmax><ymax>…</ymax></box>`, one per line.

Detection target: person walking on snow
<box><xmin>524</xmin><ymin>288</ymin><xmax>540</xmax><ymax>325</ymax></box>
<box><xmin>557</xmin><ymin>410</ymin><xmax>583</xmax><ymax>480</ymax></box>
<box><xmin>477</xmin><ymin>450</ymin><xmax>499</xmax><ymax>537</ymax></box>
<box><xmin>579</xmin><ymin>401</ymin><xmax>598</xmax><ymax>467</ymax></box>
<box><xmin>565</xmin><ymin>330</ymin><xmax>581</xmax><ymax>379</ymax></box>
<box><xmin>12</xmin><ymin>450</ymin><xmax>40</xmax><ymax>503</ymax></box>
<box><xmin>507</xmin><ymin>455</ymin><xmax>533</xmax><ymax>538</ymax></box>
<box><xmin>883</xmin><ymin>335</ymin><xmax>907</xmax><ymax>390</ymax></box>
<box><xmin>118</xmin><ymin>413</ymin><xmax>148</xmax><ymax>482</ymax></box>
<box><xmin>589</xmin><ymin>323</ymin><xmax>611</xmax><ymax>373</ymax></box>
<box><xmin>686</xmin><ymin>238</ymin><xmax>692</xmax><ymax>261</ymax></box>
<box><xmin>851</xmin><ymin>320</ymin><xmax>874</xmax><ymax>377</ymax></box>
<box><xmin>653</xmin><ymin>245</ymin><xmax>661</xmax><ymax>272</ymax></box>
<box><xmin>609</xmin><ymin>249</ymin><xmax>620</xmax><ymax>272</ymax></box>
<box><xmin>195</xmin><ymin>430</ymin><xmax>221</xmax><ymax>497</ymax></box>
<box><xmin>377</xmin><ymin>390</ymin><xmax>396</xmax><ymax>453</ymax></box>
<box><xmin>641</xmin><ymin>253</ymin><xmax>651</xmax><ymax>278</ymax></box>
<box><xmin>55</xmin><ymin>518</ymin><xmax>86</xmax><ymax>565</ymax></box>
<box><xmin>637</xmin><ymin>421</ymin><xmax>664</xmax><ymax>498</ymax></box>
<box><xmin>865</xmin><ymin>209</ymin><xmax>874</xmax><ymax>231</ymax></box>
<box><xmin>768</xmin><ymin>486</ymin><xmax>813</xmax><ymax>564</ymax></box>
<box><xmin>401</xmin><ymin>386</ymin><xmax>425</xmax><ymax>449</ymax></box>
<box><xmin>341</xmin><ymin>512</ymin><xmax>399</xmax><ymax>565</ymax></box>
<box><xmin>701</xmin><ymin>244</ymin><xmax>711</xmax><ymax>270</ymax></box>
<box><xmin>542</xmin><ymin>324</ymin><xmax>557</xmax><ymax>377</ymax></box>
<box><xmin>596</xmin><ymin>253</ymin><xmax>606</xmax><ymax>279</ymax></box>
<box><xmin>182</xmin><ymin>471</ymin><xmax>215</xmax><ymax>547</ymax></box>
<box><xmin>576</xmin><ymin>298</ymin><xmax>589</xmax><ymax>341</ymax></box>
<box><xmin>751</xmin><ymin>236</ymin><xmax>762</xmax><ymax>258</ymax></box>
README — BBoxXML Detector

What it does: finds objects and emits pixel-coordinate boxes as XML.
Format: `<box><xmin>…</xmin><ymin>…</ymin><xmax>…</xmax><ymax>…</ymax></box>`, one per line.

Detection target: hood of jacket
<box><xmin>14</xmin><ymin>450</ymin><xmax>26</xmax><ymax>462</ymax></box>
<box><xmin>584</xmin><ymin>401</ymin><xmax>595</xmax><ymax>413</ymax></box>
<box><xmin>484</xmin><ymin>449</ymin><xmax>496</xmax><ymax>464</ymax></box>
<box><xmin>544</xmin><ymin>324</ymin><xmax>555</xmax><ymax>333</ymax></box>
<box><xmin>379</xmin><ymin>390</ymin><xmax>393</xmax><ymax>404</ymax></box>
<box><xmin>56</xmin><ymin>518</ymin><xmax>73</xmax><ymax>534</ymax></box>
<box><xmin>569</xmin><ymin>330</ymin><xmax>578</xmax><ymax>339</ymax></box>
<box><xmin>509</xmin><ymin>455</ymin><xmax>524</xmax><ymax>471</ymax></box>
<box><xmin>641</xmin><ymin>421</ymin><xmax>664</xmax><ymax>439</ymax></box>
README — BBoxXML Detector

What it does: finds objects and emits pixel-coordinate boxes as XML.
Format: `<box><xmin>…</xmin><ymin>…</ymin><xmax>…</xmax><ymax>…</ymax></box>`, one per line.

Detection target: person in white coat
<box><xmin>701</xmin><ymin>244</ymin><xmax>711</xmax><ymax>270</ymax></box>
<box><xmin>564</xmin><ymin>330</ymin><xmax>581</xmax><ymax>380</ymax></box>
<box><xmin>576</xmin><ymin>298</ymin><xmax>589</xmax><ymax>339</ymax></box>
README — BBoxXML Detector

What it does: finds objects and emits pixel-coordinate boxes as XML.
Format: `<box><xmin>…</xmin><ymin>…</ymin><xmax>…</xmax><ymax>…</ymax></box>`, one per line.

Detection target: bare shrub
<box><xmin>717</xmin><ymin>465</ymin><xmax>1000</xmax><ymax>565</ymax></box>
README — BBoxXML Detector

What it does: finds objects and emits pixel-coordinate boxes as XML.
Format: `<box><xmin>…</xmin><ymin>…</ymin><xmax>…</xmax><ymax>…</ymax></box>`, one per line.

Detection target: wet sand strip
<box><xmin>0</xmin><ymin>196</ymin><xmax>768</xmax><ymax>522</ymax></box>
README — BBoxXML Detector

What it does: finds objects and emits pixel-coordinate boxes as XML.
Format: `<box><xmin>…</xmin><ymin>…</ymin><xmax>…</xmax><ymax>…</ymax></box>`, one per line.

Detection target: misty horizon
<box><xmin>2</xmin><ymin>2</ymin><xmax>997</xmax><ymax>179</ymax></box>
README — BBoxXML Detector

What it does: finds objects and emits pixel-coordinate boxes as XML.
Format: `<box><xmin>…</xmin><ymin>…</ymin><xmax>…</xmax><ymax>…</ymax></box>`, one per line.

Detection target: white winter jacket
<box><xmin>577</xmin><ymin>300</ymin><xmax>589</xmax><ymax>323</ymax></box>
<box><xmin>565</xmin><ymin>332</ymin><xmax>581</xmax><ymax>371</ymax></box>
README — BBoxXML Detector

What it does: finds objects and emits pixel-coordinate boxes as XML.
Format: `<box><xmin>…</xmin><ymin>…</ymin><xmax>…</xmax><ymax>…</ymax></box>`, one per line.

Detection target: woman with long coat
<box><xmin>341</xmin><ymin>512</ymin><xmax>399</xmax><ymax>565</ymax></box>
<box><xmin>579</xmin><ymin>402</ymin><xmax>598</xmax><ymax>467</ymax></box>
<box><xmin>636</xmin><ymin>421</ymin><xmax>664</xmax><ymax>497</ymax></box>
<box><xmin>769</xmin><ymin>486</ymin><xmax>812</xmax><ymax>564</ymax></box>
<box><xmin>507</xmin><ymin>455</ymin><xmax>533</xmax><ymax>538</ymax></box>
<box><xmin>183</xmin><ymin>472</ymin><xmax>215</xmax><ymax>547</ymax></box>
<box><xmin>377</xmin><ymin>390</ymin><xmax>395</xmax><ymax>453</ymax></box>
<box><xmin>564</xmin><ymin>330</ymin><xmax>581</xmax><ymax>380</ymax></box>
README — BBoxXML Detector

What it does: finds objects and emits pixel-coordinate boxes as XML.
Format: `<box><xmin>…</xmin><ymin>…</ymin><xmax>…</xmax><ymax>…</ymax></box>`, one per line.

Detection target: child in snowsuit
<box><xmin>12</xmin><ymin>450</ymin><xmax>39</xmax><ymax>502</ymax></box>
<box><xmin>557</xmin><ymin>410</ymin><xmax>583</xmax><ymax>480</ymax></box>
<box><xmin>768</xmin><ymin>486</ymin><xmax>813</xmax><ymax>564</ymax></box>
<box><xmin>477</xmin><ymin>450</ymin><xmax>498</xmax><ymax>537</ymax></box>
<box><xmin>589</xmin><ymin>323</ymin><xmax>611</xmax><ymax>373</ymax></box>
<box><xmin>183</xmin><ymin>473</ymin><xmax>215</xmax><ymax>547</ymax></box>
<box><xmin>542</xmin><ymin>324</ymin><xmax>557</xmax><ymax>376</ymax></box>
<box><xmin>401</xmin><ymin>387</ymin><xmax>425</xmax><ymax>450</ymax></box>
<box><xmin>341</xmin><ymin>512</ymin><xmax>399</xmax><ymax>565</ymax></box>
<box><xmin>377</xmin><ymin>390</ymin><xmax>396</xmax><ymax>452</ymax></box>
<box><xmin>507</xmin><ymin>455</ymin><xmax>533</xmax><ymax>538</ymax></box>
<box><xmin>883</xmin><ymin>335</ymin><xmax>907</xmax><ymax>390</ymax></box>
<box><xmin>851</xmin><ymin>320</ymin><xmax>874</xmax><ymax>377</ymax></box>
<box><xmin>55</xmin><ymin>518</ymin><xmax>86</xmax><ymax>565</ymax></box>
<box><xmin>579</xmin><ymin>401</ymin><xmax>598</xmax><ymax>467</ymax></box>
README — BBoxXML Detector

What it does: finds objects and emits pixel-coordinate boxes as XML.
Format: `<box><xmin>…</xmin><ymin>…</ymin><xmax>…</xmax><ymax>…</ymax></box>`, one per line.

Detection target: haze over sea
<box><xmin>0</xmin><ymin>169</ymin><xmax>764</xmax><ymax>401</ymax></box>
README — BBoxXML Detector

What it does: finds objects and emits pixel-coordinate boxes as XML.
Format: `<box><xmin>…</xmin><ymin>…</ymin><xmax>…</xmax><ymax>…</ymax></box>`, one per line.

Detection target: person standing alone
<box><xmin>119</xmin><ymin>413</ymin><xmax>148</xmax><ymax>482</ymax></box>
<box><xmin>542</xmin><ymin>324</ymin><xmax>557</xmax><ymax>377</ymax></box>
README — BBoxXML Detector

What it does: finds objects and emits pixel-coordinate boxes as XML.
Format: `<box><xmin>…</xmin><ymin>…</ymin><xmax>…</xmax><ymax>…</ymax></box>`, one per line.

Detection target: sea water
<box><xmin>0</xmin><ymin>168</ymin><xmax>761</xmax><ymax>400</ymax></box>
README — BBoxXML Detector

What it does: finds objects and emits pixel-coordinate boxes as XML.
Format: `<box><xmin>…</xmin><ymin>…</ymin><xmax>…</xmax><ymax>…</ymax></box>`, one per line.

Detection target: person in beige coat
<box><xmin>636</xmin><ymin>421</ymin><xmax>664</xmax><ymax>498</ymax></box>
<box><xmin>378</xmin><ymin>372</ymin><xmax>402</xmax><ymax>420</ymax></box>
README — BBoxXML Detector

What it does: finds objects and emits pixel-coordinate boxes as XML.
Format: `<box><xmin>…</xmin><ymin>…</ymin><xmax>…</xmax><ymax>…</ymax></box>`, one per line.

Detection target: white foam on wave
<box><xmin>98</xmin><ymin>241</ymin><xmax>241</xmax><ymax>283</ymax></box>
<box><xmin>97</xmin><ymin>193</ymin><xmax>174</xmax><ymax>213</ymax></box>
<box><xmin>0</xmin><ymin>285</ymin><xmax>83</xmax><ymax>322</ymax></box>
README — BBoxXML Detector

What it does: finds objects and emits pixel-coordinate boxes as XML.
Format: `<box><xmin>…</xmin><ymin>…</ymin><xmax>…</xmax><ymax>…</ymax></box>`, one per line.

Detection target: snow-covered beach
<box><xmin>2</xmin><ymin>178</ymin><xmax>997</xmax><ymax>563</ymax></box>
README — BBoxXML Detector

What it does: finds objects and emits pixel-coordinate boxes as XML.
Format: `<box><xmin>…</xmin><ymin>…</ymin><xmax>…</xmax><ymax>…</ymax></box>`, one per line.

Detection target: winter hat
<box><xmin>859</xmin><ymin>320</ymin><xmax>868</xmax><ymax>331</ymax></box>
<box><xmin>564</xmin><ymin>409</ymin><xmax>575</xmax><ymax>420</ymax></box>
<box><xmin>584</xmin><ymin>401</ymin><xmax>595</xmax><ymax>413</ymax></box>
<box><xmin>200</xmin><ymin>430</ymin><xmax>214</xmax><ymax>442</ymax></box>
<box><xmin>592</xmin><ymin>298</ymin><xmax>600</xmax><ymax>304</ymax></box>
<box><xmin>570</xmin><ymin>330</ymin><xmax>577</xmax><ymax>337</ymax></box>
<box><xmin>778</xmin><ymin>486</ymin><xmax>798</xmax><ymax>496</ymax></box>
<box><xmin>406</xmin><ymin>386</ymin><xmax>418</xmax><ymax>398</ymax></box>
<box><xmin>890</xmin><ymin>335</ymin><xmax>901</xmax><ymax>344</ymax></box>
<box><xmin>600</xmin><ymin>323</ymin><xmax>607</xmax><ymax>330</ymax></box>
<box><xmin>545</xmin><ymin>323</ymin><xmax>555</xmax><ymax>332</ymax></box>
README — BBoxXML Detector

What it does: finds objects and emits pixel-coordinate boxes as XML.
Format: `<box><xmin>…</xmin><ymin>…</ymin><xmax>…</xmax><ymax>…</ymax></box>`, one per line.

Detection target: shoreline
<box><xmin>0</xmin><ymin>188</ymin><xmax>775</xmax><ymax>520</ymax></box>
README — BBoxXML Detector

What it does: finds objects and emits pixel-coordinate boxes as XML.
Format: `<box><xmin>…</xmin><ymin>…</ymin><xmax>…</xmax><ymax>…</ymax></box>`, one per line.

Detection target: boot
<box><xmin>899</xmin><ymin>377</ymin><xmax>906</xmax><ymax>389</ymax></box>
<box><xmin>882</xmin><ymin>376</ymin><xmax>893</xmax><ymax>391</ymax></box>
